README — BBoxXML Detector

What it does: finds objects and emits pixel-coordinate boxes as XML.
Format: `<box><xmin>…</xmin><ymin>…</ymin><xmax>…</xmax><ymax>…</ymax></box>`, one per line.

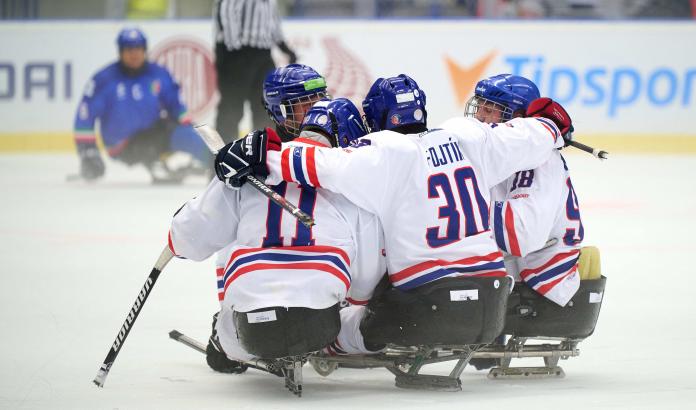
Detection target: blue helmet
<box><xmin>117</xmin><ymin>27</ymin><xmax>147</xmax><ymax>50</ymax></box>
<box><xmin>263</xmin><ymin>64</ymin><xmax>328</xmax><ymax>140</ymax></box>
<box><xmin>362</xmin><ymin>74</ymin><xmax>427</xmax><ymax>133</ymax></box>
<box><xmin>465</xmin><ymin>74</ymin><xmax>540</xmax><ymax>121</ymax></box>
<box><xmin>300</xmin><ymin>98</ymin><xmax>369</xmax><ymax>147</ymax></box>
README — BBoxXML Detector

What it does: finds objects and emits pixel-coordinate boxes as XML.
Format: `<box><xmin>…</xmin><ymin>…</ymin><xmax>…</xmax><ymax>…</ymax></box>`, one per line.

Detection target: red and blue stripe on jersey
<box><xmin>281</xmin><ymin>146</ymin><xmax>321</xmax><ymax>188</ymax></box>
<box><xmin>389</xmin><ymin>251</ymin><xmax>506</xmax><ymax>291</ymax></box>
<box><xmin>520</xmin><ymin>249</ymin><xmax>580</xmax><ymax>296</ymax></box>
<box><xmin>493</xmin><ymin>201</ymin><xmax>522</xmax><ymax>256</ymax></box>
<box><xmin>534</xmin><ymin>118</ymin><xmax>560</xmax><ymax>143</ymax></box>
<box><xmin>216</xmin><ymin>267</ymin><xmax>225</xmax><ymax>302</ymax></box>
<box><xmin>220</xmin><ymin>245</ymin><xmax>351</xmax><ymax>295</ymax></box>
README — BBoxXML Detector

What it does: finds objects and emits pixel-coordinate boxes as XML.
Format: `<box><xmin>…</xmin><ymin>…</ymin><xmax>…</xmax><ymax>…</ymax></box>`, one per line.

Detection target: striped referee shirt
<box><xmin>214</xmin><ymin>0</ymin><xmax>286</xmax><ymax>50</ymax></box>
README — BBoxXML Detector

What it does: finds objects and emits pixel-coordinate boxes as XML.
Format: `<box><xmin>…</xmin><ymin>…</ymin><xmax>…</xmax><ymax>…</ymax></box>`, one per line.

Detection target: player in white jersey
<box><xmin>215</xmin><ymin>74</ymin><xmax>573</xmax><ymax>318</ymax></box>
<box><xmin>170</xmin><ymin>91</ymin><xmax>386</xmax><ymax>374</ymax></box>
<box><xmin>465</xmin><ymin>74</ymin><xmax>583</xmax><ymax>307</ymax></box>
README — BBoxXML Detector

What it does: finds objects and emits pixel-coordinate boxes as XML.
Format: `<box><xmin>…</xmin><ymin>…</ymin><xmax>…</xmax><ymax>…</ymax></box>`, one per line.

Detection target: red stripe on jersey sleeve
<box><xmin>504</xmin><ymin>204</ymin><xmax>521</xmax><ymax>257</ymax></box>
<box><xmin>216</xmin><ymin>267</ymin><xmax>225</xmax><ymax>301</ymax></box>
<box><xmin>520</xmin><ymin>249</ymin><xmax>581</xmax><ymax>280</ymax></box>
<box><xmin>536</xmin><ymin>265</ymin><xmax>578</xmax><ymax>295</ymax></box>
<box><xmin>345</xmin><ymin>297</ymin><xmax>368</xmax><ymax>305</ymax></box>
<box><xmin>281</xmin><ymin>148</ymin><xmax>292</xmax><ymax>182</ymax></box>
<box><xmin>305</xmin><ymin>147</ymin><xmax>321</xmax><ymax>187</ymax></box>
<box><xmin>167</xmin><ymin>231</ymin><xmax>177</xmax><ymax>256</ymax></box>
<box><xmin>537</xmin><ymin>121</ymin><xmax>558</xmax><ymax>142</ymax></box>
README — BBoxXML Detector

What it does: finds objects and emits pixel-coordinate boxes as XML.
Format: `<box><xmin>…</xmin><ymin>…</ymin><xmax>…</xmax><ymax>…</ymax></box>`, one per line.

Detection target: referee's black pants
<box><xmin>215</xmin><ymin>44</ymin><xmax>275</xmax><ymax>142</ymax></box>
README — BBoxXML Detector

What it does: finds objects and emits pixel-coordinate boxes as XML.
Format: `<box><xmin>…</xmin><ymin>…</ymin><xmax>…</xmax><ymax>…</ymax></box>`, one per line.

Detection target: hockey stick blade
<box><xmin>93</xmin><ymin>246</ymin><xmax>174</xmax><ymax>387</ymax></box>
<box><xmin>193</xmin><ymin>124</ymin><xmax>315</xmax><ymax>228</ymax></box>
<box><xmin>567</xmin><ymin>140</ymin><xmax>608</xmax><ymax>160</ymax></box>
<box><xmin>193</xmin><ymin>124</ymin><xmax>226</xmax><ymax>152</ymax></box>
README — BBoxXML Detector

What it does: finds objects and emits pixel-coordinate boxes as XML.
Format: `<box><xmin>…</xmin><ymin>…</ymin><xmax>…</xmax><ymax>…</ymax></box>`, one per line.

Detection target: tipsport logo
<box><xmin>445</xmin><ymin>53</ymin><xmax>696</xmax><ymax>117</ymax></box>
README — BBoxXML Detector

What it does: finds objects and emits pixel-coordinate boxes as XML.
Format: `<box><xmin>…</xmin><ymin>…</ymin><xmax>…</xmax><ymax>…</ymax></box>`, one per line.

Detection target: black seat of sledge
<box><xmin>503</xmin><ymin>276</ymin><xmax>607</xmax><ymax>339</ymax></box>
<box><xmin>361</xmin><ymin>276</ymin><xmax>513</xmax><ymax>347</ymax></box>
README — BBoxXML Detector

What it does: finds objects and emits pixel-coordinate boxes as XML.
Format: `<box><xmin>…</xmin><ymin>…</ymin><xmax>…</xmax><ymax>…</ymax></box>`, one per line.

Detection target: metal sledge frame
<box><xmin>486</xmin><ymin>336</ymin><xmax>580</xmax><ymax>379</ymax></box>
<box><xmin>309</xmin><ymin>338</ymin><xmax>581</xmax><ymax>391</ymax></box>
<box><xmin>310</xmin><ymin>344</ymin><xmax>482</xmax><ymax>392</ymax></box>
<box><xmin>170</xmin><ymin>329</ymin><xmax>582</xmax><ymax>394</ymax></box>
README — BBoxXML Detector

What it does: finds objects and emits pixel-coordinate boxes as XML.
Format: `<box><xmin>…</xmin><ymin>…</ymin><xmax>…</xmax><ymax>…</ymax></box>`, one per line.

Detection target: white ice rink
<box><xmin>1</xmin><ymin>151</ymin><xmax>695</xmax><ymax>409</ymax></box>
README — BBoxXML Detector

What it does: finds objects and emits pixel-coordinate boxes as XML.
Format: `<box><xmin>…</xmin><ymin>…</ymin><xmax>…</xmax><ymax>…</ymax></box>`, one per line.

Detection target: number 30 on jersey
<box><xmin>426</xmin><ymin>166</ymin><xmax>489</xmax><ymax>247</ymax></box>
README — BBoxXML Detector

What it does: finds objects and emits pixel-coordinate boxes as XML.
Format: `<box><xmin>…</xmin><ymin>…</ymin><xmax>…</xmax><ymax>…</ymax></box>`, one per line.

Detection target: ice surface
<box><xmin>1</xmin><ymin>152</ymin><xmax>695</xmax><ymax>409</ymax></box>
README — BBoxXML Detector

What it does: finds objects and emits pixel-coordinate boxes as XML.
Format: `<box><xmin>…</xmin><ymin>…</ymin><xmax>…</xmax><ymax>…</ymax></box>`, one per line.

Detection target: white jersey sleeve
<box><xmin>168</xmin><ymin>178</ymin><xmax>240</xmax><ymax>261</ymax></box>
<box><xmin>440</xmin><ymin>116</ymin><xmax>565</xmax><ymax>186</ymax></box>
<box><xmin>345</xmin><ymin>208</ymin><xmax>386</xmax><ymax>305</ymax></box>
<box><xmin>265</xmin><ymin>130</ymin><xmax>409</xmax><ymax>216</ymax></box>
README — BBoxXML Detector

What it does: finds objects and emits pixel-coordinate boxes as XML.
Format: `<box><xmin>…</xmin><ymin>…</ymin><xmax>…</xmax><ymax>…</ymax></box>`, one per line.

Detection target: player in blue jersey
<box><xmin>73</xmin><ymin>27</ymin><xmax>209</xmax><ymax>183</ymax></box>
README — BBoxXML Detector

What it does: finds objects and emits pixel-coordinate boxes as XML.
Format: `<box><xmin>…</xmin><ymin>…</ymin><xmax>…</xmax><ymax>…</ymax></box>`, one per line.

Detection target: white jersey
<box><xmin>491</xmin><ymin>151</ymin><xmax>583</xmax><ymax>306</ymax></box>
<box><xmin>266</xmin><ymin>117</ymin><xmax>564</xmax><ymax>290</ymax></box>
<box><xmin>169</xmin><ymin>138</ymin><xmax>386</xmax><ymax>313</ymax></box>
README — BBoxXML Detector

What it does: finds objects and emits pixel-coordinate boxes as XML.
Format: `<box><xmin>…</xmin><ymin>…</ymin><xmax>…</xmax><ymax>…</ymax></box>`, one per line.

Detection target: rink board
<box><xmin>1</xmin><ymin>20</ymin><xmax>694</xmax><ymax>152</ymax></box>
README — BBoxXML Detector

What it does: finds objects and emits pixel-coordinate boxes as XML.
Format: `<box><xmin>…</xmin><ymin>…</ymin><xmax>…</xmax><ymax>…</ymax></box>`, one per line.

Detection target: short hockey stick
<box><xmin>169</xmin><ymin>330</ymin><xmax>206</xmax><ymax>354</ymax></box>
<box><xmin>567</xmin><ymin>140</ymin><xmax>608</xmax><ymax>160</ymax></box>
<box><xmin>93</xmin><ymin>246</ymin><xmax>174</xmax><ymax>387</ymax></box>
<box><xmin>168</xmin><ymin>329</ymin><xmax>281</xmax><ymax>375</ymax></box>
<box><xmin>194</xmin><ymin>124</ymin><xmax>315</xmax><ymax>228</ymax></box>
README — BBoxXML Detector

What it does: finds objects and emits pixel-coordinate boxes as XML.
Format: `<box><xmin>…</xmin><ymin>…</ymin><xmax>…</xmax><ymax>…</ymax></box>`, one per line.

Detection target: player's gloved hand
<box><xmin>286</xmin><ymin>49</ymin><xmax>298</xmax><ymax>65</ymax></box>
<box><xmin>78</xmin><ymin>144</ymin><xmax>105</xmax><ymax>180</ymax></box>
<box><xmin>526</xmin><ymin>97</ymin><xmax>573</xmax><ymax>146</ymax></box>
<box><xmin>278</xmin><ymin>41</ymin><xmax>298</xmax><ymax>64</ymax></box>
<box><xmin>214</xmin><ymin>127</ymin><xmax>281</xmax><ymax>189</ymax></box>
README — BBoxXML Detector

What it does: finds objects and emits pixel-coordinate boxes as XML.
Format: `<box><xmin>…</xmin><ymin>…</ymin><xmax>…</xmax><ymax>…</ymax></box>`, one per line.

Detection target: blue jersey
<box><xmin>74</xmin><ymin>61</ymin><xmax>189</xmax><ymax>155</ymax></box>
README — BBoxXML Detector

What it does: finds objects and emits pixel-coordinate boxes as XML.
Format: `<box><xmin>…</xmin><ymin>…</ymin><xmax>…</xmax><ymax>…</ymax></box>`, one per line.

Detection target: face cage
<box><xmin>464</xmin><ymin>96</ymin><xmax>514</xmax><ymax>122</ymax></box>
<box><xmin>278</xmin><ymin>92</ymin><xmax>328</xmax><ymax>138</ymax></box>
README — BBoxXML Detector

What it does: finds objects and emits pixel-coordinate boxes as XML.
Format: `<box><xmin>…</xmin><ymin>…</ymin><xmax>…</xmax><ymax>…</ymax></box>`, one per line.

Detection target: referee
<box><xmin>214</xmin><ymin>0</ymin><xmax>297</xmax><ymax>141</ymax></box>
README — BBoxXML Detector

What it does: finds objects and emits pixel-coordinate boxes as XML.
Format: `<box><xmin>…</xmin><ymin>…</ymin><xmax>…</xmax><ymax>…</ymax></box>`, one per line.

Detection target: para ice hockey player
<box><xmin>463</xmin><ymin>74</ymin><xmax>583</xmax><ymax>307</ymax></box>
<box><xmin>170</xmin><ymin>66</ymin><xmax>385</xmax><ymax>375</ymax></box>
<box><xmin>205</xmin><ymin>63</ymin><xmax>331</xmax><ymax>373</ymax></box>
<box><xmin>73</xmin><ymin>27</ymin><xmax>208</xmax><ymax>183</ymax></box>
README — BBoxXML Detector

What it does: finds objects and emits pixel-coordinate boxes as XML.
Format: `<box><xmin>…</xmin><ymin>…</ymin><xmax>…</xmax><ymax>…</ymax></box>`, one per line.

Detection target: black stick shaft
<box><xmin>567</xmin><ymin>140</ymin><xmax>609</xmax><ymax>160</ymax></box>
<box><xmin>169</xmin><ymin>330</ymin><xmax>206</xmax><ymax>354</ymax></box>
<box><xmin>246</xmin><ymin>175</ymin><xmax>315</xmax><ymax>227</ymax></box>
<box><xmin>93</xmin><ymin>246</ymin><xmax>174</xmax><ymax>387</ymax></box>
<box><xmin>194</xmin><ymin>124</ymin><xmax>315</xmax><ymax>228</ymax></box>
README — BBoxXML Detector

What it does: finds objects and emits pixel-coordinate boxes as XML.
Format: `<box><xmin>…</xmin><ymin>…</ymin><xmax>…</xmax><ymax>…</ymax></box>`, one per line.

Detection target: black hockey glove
<box><xmin>526</xmin><ymin>97</ymin><xmax>574</xmax><ymax>147</ymax></box>
<box><xmin>78</xmin><ymin>144</ymin><xmax>105</xmax><ymax>180</ymax></box>
<box><xmin>277</xmin><ymin>41</ymin><xmax>298</xmax><ymax>64</ymax></box>
<box><xmin>206</xmin><ymin>339</ymin><xmax>248</xmax><ymax>374</ymax></box>
<box><xmin>214</xmin><ymin>127</ymin><xmax>281</xmax><ymax>189</ymax></box>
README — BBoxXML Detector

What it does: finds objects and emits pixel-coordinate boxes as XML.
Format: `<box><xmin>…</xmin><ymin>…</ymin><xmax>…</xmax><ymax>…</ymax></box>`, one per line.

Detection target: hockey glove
<box><xmin>206</xmin><ymin>339</ymin><xmax>248</xmax><ymax>374</ymax></box>
<box><xmin>77</xmin><ymin>144</ymin><xmax>105</xmax><ymax>180</ymax></box>
<box><xmin>526</xmin><ymin>97</ymin><xmax>574</xmax><ymax>146</ymax></box>
<box><xmin>214</xmin><ymin>127</ymin><xmax>281</xmax><ymax>189</ymax></box>
<box><xmin>277</xmin><ymin>41</ymin><xmax>298</xmax><ymax>64</ymax></box>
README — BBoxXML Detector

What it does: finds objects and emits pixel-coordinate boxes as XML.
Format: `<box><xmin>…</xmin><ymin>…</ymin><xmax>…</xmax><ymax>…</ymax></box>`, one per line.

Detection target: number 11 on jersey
<box><xmin>262</xmin><ymin>183</ymin><xmax>317</xmax><ymax>247</ymax></box>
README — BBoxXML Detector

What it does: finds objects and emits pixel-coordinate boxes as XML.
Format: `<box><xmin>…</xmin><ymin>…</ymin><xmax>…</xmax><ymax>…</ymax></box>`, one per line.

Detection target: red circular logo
<box><xmin>150</xmin><ymin>37</ymin><xmax>218</xmax><ymax>120</ymax></box>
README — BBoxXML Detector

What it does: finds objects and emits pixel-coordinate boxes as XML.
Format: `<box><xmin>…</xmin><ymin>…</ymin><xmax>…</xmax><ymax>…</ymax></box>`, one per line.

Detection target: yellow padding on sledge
<box><xmin>578</xmin><ymin>246</ymin><xmax>601</xmax><ymax>280</ymax></box>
